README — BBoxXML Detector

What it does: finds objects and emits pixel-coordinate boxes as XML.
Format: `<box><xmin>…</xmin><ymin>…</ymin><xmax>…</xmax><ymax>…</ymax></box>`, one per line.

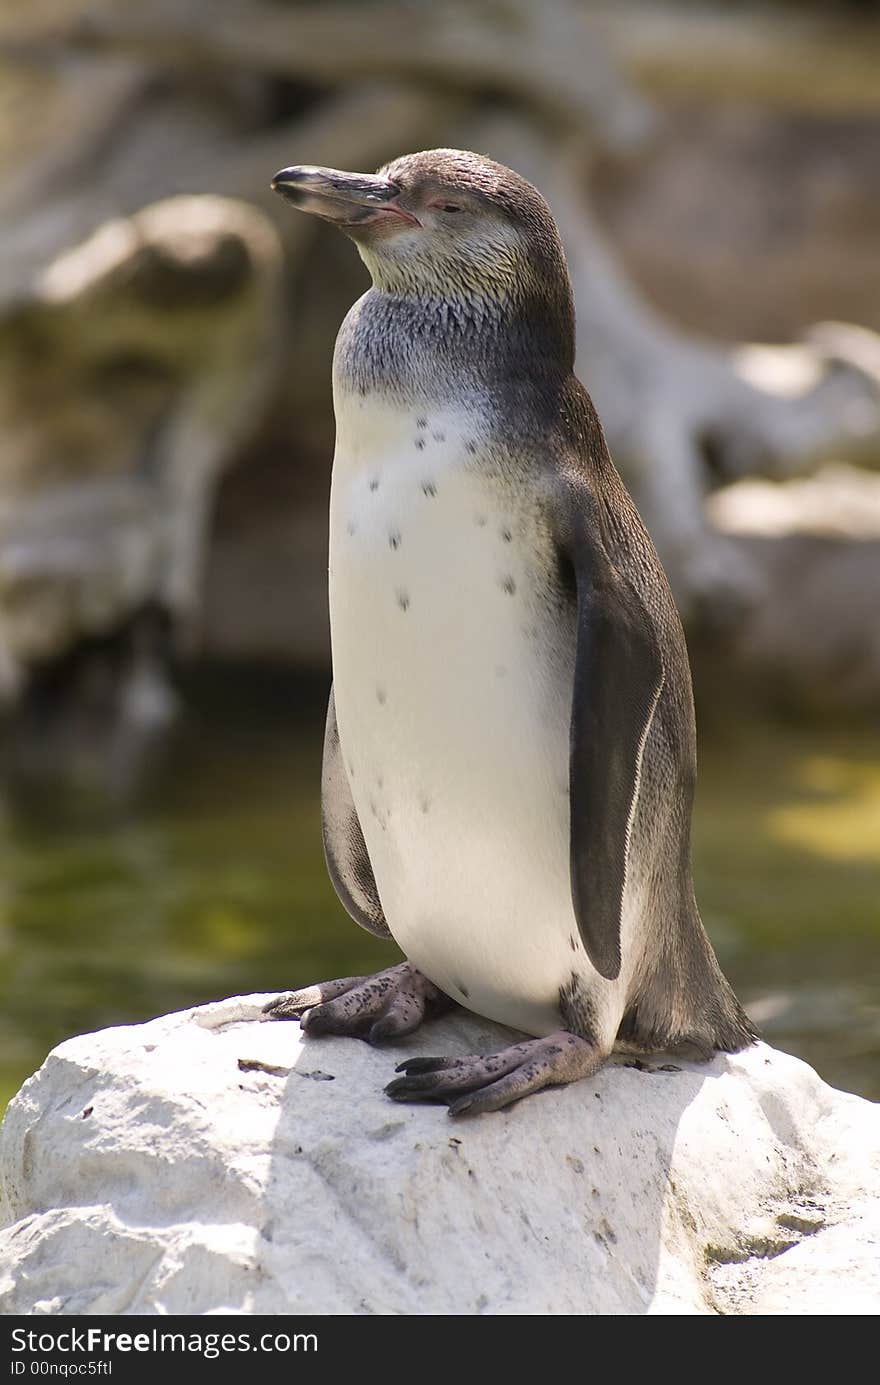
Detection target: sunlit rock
<box><xmin>0</xmin><ymin>996</ymin><xmax>878</xmax><ymax>1315</ymax></box>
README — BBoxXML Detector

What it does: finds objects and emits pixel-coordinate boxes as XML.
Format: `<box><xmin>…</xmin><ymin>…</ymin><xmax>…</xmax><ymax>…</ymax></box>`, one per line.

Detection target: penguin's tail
<box><xmin>617</xmin><ymin>911</ymin><xmax>759</xmax><ymax>1059</ymax></box>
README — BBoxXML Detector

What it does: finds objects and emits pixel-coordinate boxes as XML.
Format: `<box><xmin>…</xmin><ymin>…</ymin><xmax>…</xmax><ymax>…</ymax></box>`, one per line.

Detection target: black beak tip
<box><xmin>270</xmin><ymin>166</ymin><xmax>302</xmax><ymax>195</ymax></box>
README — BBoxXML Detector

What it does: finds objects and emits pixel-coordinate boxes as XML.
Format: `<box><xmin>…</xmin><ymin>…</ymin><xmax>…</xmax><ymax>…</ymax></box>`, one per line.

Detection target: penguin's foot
<box><xmin>262</xmin><ymin>962</ymin><xmax>455</xmax><ymax>1044</ymax></box>
<box><xmin>385</xmin><ymin>1030</ymin><xmax>605</xmax><ymax>1116</ymax></box>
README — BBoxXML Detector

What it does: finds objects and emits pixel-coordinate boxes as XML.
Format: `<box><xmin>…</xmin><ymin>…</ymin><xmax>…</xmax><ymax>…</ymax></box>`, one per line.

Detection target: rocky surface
<box><xmin>1</xmin><ymin>995</ymin><xmax>878</xmax><ymax>1315</ymax></box>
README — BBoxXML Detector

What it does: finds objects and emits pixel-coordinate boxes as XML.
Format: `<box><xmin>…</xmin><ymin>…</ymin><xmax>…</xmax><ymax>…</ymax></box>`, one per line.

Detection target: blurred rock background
<box><xmin>0</xmin><ymin>0</ymin><xmax>878</xmax><ymax>1106</ymax></box>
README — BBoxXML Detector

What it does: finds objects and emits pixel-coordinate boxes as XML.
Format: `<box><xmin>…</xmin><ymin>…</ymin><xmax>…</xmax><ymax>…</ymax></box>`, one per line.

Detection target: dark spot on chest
<box><xmin>474</xmin><ymin>513</ymin><xmax>487</xmax><ymax>527</ymax></box>
<box><xmin>388</xmin><ymin>530</ymin><xmax>401</xmax><ymax>550</ymax></box>
<box><xmin>466</xmin><ymin>441</ymin><xmax>477</xmax><ymax>455</ymax></box>
<box><xmin>416</xmin><ymin>417</ymin><xmax>427</xmax><ymax>430</ymax></box>
<box><xmin>347</xmin><ymin>520</ymin><xmax>357</xmax><ymax>536</ymax></box>
<box><xmin>500</xmin><ymin>527</ymin><xmax>512</xmax><ymax>543</ymax></box>
<box><xmin>500</xmin><ymin>575</ymin><xmax>517</xmax><ymax>596</ymax></box>
<box><xmin>422</xmin><ymin>480</ymin><xmax>437</xmax><ymax>498</ymax></box>
<box><xmin>414</xmin><ymin>437</ymin><xmax>425</xmax><ymax>451</ymax></box>
<box><xmin>376</xmin><ymin>685</ymin><xmax>387</xmax><ymax>705</ymax></box>
<box><xmin>369</xmin><ymin>477</ymin><xmax>380</xmax><ymax>492</ymax></box>
<box><xmin>432</xmin><ymin>430</ymin><xmax>445</xmax><ymax>443</ymax></box>
<box><xmin>396</xmin><ymin>589</ymin><xmax>410</xmax><ymax>612</ymax></box>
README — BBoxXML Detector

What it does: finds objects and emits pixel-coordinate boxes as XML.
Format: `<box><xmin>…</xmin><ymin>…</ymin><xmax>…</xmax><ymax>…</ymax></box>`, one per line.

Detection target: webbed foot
<box><xmin>262</xmin><ymin>961</ymin><xmax>454</xmax><ymax>1043</ymax></box>
<box><xmin>385</xmin><ymin>1030</ymin><xmax>605</xmax><ymax>1115</ymax></box>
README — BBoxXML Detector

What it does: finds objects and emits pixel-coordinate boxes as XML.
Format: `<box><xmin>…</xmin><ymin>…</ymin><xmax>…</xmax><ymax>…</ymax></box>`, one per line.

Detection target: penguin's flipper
<box><xmin>321</xmin><ymin>684</ymin><xmax>390</xmax><ymax>938</ymax></box>
<box><xmin>567</xmin><ymin>502</ymin><xmax>665</xmax><ymax>981</ymax></box>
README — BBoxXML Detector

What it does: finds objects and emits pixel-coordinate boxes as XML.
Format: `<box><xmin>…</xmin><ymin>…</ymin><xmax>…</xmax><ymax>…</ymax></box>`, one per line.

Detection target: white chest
<box><xmin>328</xmin><ymin>392</ymin><xmax>587</xmax><ymax>1033</ymax></box>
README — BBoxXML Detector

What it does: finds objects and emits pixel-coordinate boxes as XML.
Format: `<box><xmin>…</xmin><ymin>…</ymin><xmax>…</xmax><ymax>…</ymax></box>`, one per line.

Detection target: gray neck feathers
<box><xmin>334</xmin><ymin>279</ymin><xmax>575</xmax><ymax>419</ymax></box>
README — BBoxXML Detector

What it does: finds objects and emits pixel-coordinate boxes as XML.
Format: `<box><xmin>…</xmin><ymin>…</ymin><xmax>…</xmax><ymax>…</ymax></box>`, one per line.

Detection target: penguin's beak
<box><xmin>270</xmin><ymin>166</ymin><xmax>420</xmax><ymax>228</ymax></box>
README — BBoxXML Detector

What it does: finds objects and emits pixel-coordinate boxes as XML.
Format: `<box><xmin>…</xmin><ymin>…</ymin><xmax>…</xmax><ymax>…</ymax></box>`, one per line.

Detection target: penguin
<box><xmin>265</xmin><ymin>149</ymin><xmax>756</xmax><ymax>1115</ymax></box>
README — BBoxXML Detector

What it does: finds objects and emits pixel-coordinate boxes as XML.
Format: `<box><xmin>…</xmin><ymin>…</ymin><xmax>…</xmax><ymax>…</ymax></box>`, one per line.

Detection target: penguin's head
<box><xmin>271</xmin><ymin>148</ymin><xmax>570</xmax><ymax>311</ymax></box>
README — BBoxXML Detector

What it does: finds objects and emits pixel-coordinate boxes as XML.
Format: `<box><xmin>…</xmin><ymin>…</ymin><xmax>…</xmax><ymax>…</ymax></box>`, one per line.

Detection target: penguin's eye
<box><xmin>434</xmin><ymin>203</ymin><xmax>463</xmax><ymax>214</ymax></box>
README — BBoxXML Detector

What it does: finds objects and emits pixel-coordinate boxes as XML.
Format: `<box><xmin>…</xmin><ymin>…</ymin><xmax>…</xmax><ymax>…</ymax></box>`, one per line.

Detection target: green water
<box><xmin>0</xmin><ymin>668</ymin><xmax>877</xmax><ymax>1113</ymax></box>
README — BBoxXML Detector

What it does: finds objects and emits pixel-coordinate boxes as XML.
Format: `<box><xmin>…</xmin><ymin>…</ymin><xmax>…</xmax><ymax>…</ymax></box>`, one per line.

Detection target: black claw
<box><xmin>299</xmin><ymin>1007</ymin><xmax>332</xmax><ymax>1036</ymax></box>
<box><xmin>448</xmin><ymin>1095</ymin><xmax>476</xmax><ymax>1117</ymax></box>
<box><xmin>368</xmin><ymin>1019</ymin><xmax>397</xmax><ymax>1044</ymax></box>
<box><xmin>385</xmin><ymin>1076</ymin><xmax>420</xmax><ymax>1098</ymax></box>
<box><xmin>394</xmin><ymin>1055</ymin><xmax>452</xmax><ymax>1074</ymax></box>
<box><xmin>385</xmin><ymin>1077</ymin><xmax>447</xmax><ymax>1104</ymax></box>
<box><xmin>262</xmin><ymin>996</ymin><xmax>307</xmax><ymax>1021</ymax></box>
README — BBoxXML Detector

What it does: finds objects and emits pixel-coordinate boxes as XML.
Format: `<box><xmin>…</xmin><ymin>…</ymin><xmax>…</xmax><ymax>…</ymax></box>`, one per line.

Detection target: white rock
<box><xmin>0</xmin><ymin>996</ymin><xmax>878</xmax><ymax>1316</ymax></box>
